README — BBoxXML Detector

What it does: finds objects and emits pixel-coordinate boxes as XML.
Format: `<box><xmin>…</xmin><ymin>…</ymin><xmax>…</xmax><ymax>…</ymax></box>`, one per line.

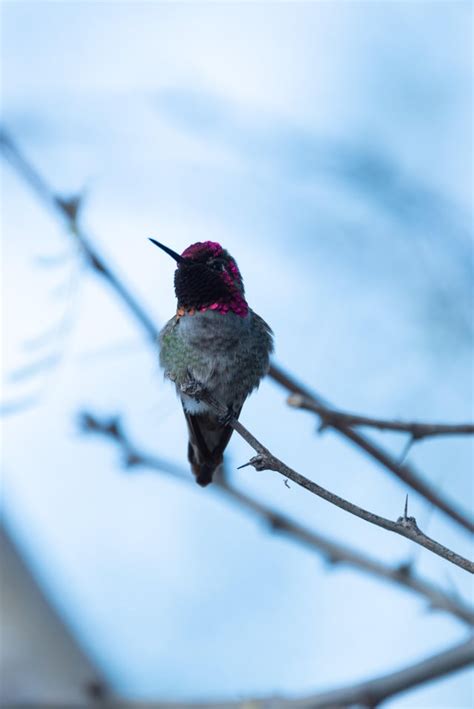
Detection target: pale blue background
<box><xmin>1</xmin><ymin>1</ymin><xmax>473</xmax><ymax>706</ymax></box>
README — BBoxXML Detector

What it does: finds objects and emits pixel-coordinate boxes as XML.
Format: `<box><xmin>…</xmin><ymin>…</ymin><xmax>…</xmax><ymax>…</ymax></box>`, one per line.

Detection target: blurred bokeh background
<box><xmin>1</xmin><ymin>1</ymin><xmax>473</xmax><ymax>706</ymax></box>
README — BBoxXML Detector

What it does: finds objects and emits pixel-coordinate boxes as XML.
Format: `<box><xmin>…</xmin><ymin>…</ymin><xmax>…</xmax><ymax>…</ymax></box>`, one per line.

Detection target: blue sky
<box><xmin>1</xmin><ymin>1</ymin><xmax>473</xmax><ymax>705</ymax></box>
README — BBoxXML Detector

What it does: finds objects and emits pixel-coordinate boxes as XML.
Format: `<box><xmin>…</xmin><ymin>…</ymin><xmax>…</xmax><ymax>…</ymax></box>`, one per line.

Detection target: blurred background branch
<box><xmin>288</xmin><ymin>393</ymin><xmax>474</xmax><ymax>439</ymax></box>
<box><xmin>296</xmin><ymin>637</ymin><xmax>474</xmax><ymax>709</ymax></box>
<box><xmin>22</xmin><ymin>635</ymin><xmax>469</xmax><ymax>709</ymax></box>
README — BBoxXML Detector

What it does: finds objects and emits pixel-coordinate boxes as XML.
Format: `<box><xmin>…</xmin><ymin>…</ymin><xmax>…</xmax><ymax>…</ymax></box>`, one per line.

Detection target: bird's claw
<box><xmin>218</xmin><ymin>407</ymin><xmax>235</xmax><ymax>426</ymax></box>
<box><xmin>180</xmin><ymin>379</ymin><xmax>206</xmax><ymax>402</ymax></box>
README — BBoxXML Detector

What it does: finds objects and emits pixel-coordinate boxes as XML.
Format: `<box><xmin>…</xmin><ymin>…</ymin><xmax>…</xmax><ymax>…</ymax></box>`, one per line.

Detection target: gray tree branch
<box><xmin>177</xmin><ymin>383</ymin><xmax>474</xmax><ymax>574</ymax></box>
<box><xmin>288</xmin><ymin>393</ymin><xmax>474</xmax><ymax>438</ymax></box>
<box><xmin>270</xmin><ymin>366</ymin><xmax>474</xmax><ymax>534</ymax></box>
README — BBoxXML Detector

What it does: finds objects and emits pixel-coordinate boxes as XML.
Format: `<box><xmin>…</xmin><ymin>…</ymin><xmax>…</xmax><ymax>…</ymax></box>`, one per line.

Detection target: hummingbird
<box><xmin>150</xmin><ymin>239</ymin><xmax>273</xmax><ymax>487</ymax></box>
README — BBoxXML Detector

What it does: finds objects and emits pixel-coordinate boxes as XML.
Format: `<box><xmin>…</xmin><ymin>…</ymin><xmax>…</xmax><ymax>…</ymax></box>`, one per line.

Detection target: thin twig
<box><xmin>271</xmin><ymin>365</ymin><xmax>474</xmax><ymax>534</ymax></box>
<box><xmin>237</xmin><ymin>444</ymin><xmax>473</xmax><ymax>574</ymax></box>
<box><xmin>1</xmin><ymin>129</ymin><xmax>473</xmax><ymax>535</ymax></box>
<box><xmin>397</xmin><ymin>435</ymin><xmax>416</xmax><ymax>467</ymax></box>
<box><xmin>177</xmin><ymin>382</ymin><xmax>473</xmax><ymax>573</ymax></box>
<box><xmin>288</xmin><ymin>393</ymin><xmax>474</xmax><ymax>438</ymax></box>
<box><xmin>80</xmin><ymin>410</ymin><xmax>474</xmax><ymax>619</ymax></box>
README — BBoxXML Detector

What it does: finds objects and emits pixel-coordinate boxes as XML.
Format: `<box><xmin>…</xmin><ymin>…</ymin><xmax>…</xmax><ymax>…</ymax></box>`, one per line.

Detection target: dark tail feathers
<box><xmin>187</xmin><ymin>443</ymin><xmax>219</xmax><ymax>487</ymax></box>
<box><xmin>185</xmin><ymin>411</ymin><xmax>237</xmax><ymax>486</ymax></box>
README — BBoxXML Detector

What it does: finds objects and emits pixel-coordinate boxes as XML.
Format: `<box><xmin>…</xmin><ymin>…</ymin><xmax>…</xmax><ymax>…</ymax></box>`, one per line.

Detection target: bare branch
<box><xmin>177</xmin><ymin>381</ymin><xmax>473</xmax><ymax>573</ymax></box>
<box><xmin>79</xmin><ymin>412</ymin><xmax>188</xmax><ymax>480</ymax></box>
<box><xmin>288</xmin><ymin>393</ymin><xmax>474</xmax><ymax>439</ymax></box>
<box><xmin>270</xmin><ymin>365</ymin><xmax>474</xmax><ymax>534</ymax></box>
<box><xmin>2</xmin><ymin>129</ymin><xmax>472</xmax><ymax>535</ymax></box>
<box><xmin>236</xmin><ymin>440</ymin><xmax>473</xmax><ymax>574</ymax></box>
<box><xmin>80</xmin><ymin>411</ymin><xmax>474</xmax><ymax>621</ymax></box>
<box><xmin>97</xmin><ymin>632</ymin><xmax>474</xmax><ymax>709</ymax></box>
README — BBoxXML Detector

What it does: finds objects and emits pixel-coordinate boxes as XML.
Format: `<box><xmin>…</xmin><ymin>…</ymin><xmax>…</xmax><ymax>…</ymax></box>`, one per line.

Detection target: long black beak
<box><xmin>148</xmin><ymin>238</ymin><xmax>187</xmax><ymax>264</ymax></box>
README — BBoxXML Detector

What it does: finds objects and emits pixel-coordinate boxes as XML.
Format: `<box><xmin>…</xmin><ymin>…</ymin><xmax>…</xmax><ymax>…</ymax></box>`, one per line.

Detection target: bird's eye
<box><xmin>209</xmin><ymin>258</ymin><xmax>225</xmax><ymax>271</ymax></box>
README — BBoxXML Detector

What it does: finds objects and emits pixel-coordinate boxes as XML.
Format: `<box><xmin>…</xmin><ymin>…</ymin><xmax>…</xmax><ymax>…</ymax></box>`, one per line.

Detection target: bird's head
<box><xmin>149</xmin><ymin>239</ymin><xmax>248</xmax><ymax>317</ymax></box>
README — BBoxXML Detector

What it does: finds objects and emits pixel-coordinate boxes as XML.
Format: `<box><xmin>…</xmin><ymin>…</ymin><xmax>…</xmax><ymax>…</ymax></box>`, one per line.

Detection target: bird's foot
<box><xmin>180</xmin><ymin>378</ymin><xmax>207</xmax><ymax>402</ymax></box>
<box><xmin>217</xmin><ymin>406</ymin><xmax>236</xmax><ymax>427</ymax></box>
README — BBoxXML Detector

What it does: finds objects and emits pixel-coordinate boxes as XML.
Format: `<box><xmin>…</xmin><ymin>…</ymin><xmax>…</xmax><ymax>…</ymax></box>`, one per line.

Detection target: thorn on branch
<box><xmin>395</xmin><ymin>495</ymin><xmax>421</xmax><ymax>532</ymax></box>
<box><xmin>245</xmin><ymin>454</ymin><xmax>271</xmax><ymax>472</ymax></box>
<box><xmin>239</xmin><ymin>454</ymin><xmax>275</xmax><ymax>471</ymax></box>
<box><xmin>238</xmin><ymin>455</ymin><xmax>271</xmax><ymax>471</ymax></box>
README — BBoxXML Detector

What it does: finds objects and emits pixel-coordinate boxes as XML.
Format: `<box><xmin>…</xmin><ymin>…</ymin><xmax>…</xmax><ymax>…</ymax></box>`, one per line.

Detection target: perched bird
<box><xmin>150</xmin><ymin>239</ymin><xmax>273</xmax><ymax>486</ymax></box>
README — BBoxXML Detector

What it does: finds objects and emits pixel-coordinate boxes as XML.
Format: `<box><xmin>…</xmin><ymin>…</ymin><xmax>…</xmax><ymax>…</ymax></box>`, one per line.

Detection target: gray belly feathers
<box><xmin>159</xmin><ymin>310</ymin><xmax>273</xmax><ymax>414</ymax></box>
